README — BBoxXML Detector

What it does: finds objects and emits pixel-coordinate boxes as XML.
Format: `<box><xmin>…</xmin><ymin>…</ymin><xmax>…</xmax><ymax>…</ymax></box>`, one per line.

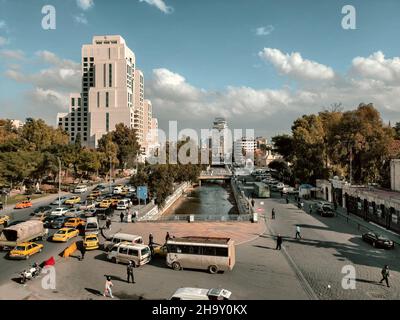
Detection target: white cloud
<box><xmin>259</xmin><ymin>48</ymin><xmax>335</xmax><ymax>81</ymax></box>
<box><xmin>0</xmin><ymin>36</ymin><xmax>8</xmax><ymax>46</ymax></box>
<box><xmin>139</xmin><ymin>0</ymin><xmax>174</xmax><ymax>14</ymax></box>
<box><xmin>0</xmin><ymin>20</ymin><xmax>6</xmax><ymax>29</ymax></box>
<box><xmin>73</xmin><ymin>13</ymin><xmax>88</xmax><ymax>25</ymax></box>
<box><xmin>76</xmin><ymin>0</ymin><xmax>94</xmax><ymax>10</ymax></box>
<box><xmin>255</xmin><ymin>25</ymin><xmax>274</xmax><ymax>36</ymax></box>
<box><xmin>0</xmin><ymin>49</ymin><xmax>25</xmax><ymax>60</ymax></box>
<box><xmin>351</xmin><ymin>51</ymin><xmax>400</xmax><ymax>85</ymax></box>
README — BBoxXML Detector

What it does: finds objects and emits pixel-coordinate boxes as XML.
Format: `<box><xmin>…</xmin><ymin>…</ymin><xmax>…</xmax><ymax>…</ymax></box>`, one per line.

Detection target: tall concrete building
<box><xmin>57</xmin><ymin>35</ymin><xmax>157</xmax><ymax>153</ymax></box>
<box><xmin>234</xmin><ymin>137</ymin><xmax>256</xmax><ymax>165</ymax></box>
<box><xmin>211</xmin><ymin>117</ymin><xmax>232</xmax><ymax>165</ymax></box>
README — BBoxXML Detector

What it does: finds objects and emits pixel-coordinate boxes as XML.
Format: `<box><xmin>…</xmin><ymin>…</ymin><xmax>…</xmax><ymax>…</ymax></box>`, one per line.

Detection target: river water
<box><xmin>163</xmin><ymin>181</ymin><xmax>239</xmax><ymax>216</ymax></box>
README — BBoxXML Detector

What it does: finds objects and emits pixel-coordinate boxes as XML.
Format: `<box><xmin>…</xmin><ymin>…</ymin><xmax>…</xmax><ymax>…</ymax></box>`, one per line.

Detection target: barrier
<box><xmin>62</xmin><ymin>241</ymin><xmax>77</xmax><ymax>258</ymax></box>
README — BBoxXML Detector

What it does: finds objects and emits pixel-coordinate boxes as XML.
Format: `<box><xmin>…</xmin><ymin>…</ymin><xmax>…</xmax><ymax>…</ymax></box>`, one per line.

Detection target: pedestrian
<box><xmin>127</xmin><ymin>261</ymin><xmax>135</xmax><ymax>284</ymax></box>
<box><xmin>286</xmin><ymin>197</ymin><xmax>289</xmax><ymax>204</ymax></box>
<box><xmin>276</xmin><ymin>234</ymin><xmax>283</xmax><ymax>250</ymax></box>
<box><xmin>149</xmin><ymin>233</ymin><xmax>154</xmax><ymax>246</ymax></box>
<box><xmin>334</xmin><ymin>202</ymin><xmax>338</xmax><ymax>211</ymax></box>
<box><xmin>103</xmin><ymin>276</ymin><xmax>114</xmax><ymax>298</ymax></box>
<box><xmin>165</xmin><ymin>232</ymin><xmax>170</xmax><ymax>243</ymax></box>
<box><xmin>379</xmin><ymin>265</ymin><xmax>390</xmax><ymax>287</ymax></box>
<box><xmin>309</xmin><ymin>204</ymin><xmax>313</xmax><ymax>214</ymax></box>
<box><xmin>133</xmin><ymin>210</ymin><xmax>138</xmax><ymax>222</ymax></box>
<box><xmin>120</xmin><ymin>211</ymin><xmax>124</xmax><ymax>223</ymax></box>
<box><xmin>79</xmin><ymin>244</ymin><xmax>86</xmax><ymax>261</ymax></box>
<box><xmin>251</xmin><ymin>199</ymin><xmax>255</xmax><ymax>207</ymax></box>
<box><xmin>295</xmin><ymin>225</ymin><xmax>302</xmax><ymax>239</ymax></box>
<box><xmin>0</xmin><ymin>201</ymin><xmax>3</xmax><ymax>210</ymax></box>
<box><xmin>106</xmin><ymin>217</ymin><xmax>111</xmax><ymax>230</ymax></box>
<box><xmin>271</xmin><ymin>208</ymin><xmax>276</xmax><ymax>220</ymax></box>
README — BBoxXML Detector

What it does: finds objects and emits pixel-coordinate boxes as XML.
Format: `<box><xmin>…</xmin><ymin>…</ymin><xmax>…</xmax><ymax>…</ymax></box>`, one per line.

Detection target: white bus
<box><xmin>166</xmin><ymin>236</ymin><xmax>235</xmax><ymax>274</ymax></box>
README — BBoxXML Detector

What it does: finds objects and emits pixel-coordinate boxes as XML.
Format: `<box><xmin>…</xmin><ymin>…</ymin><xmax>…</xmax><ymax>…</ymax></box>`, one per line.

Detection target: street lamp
<box><xmin>57</xmin><ymin>157</ymin><xmax>61</xmax><ymax>206</ymax></box>
<box><xmin>109</xmin><ymin>156</ymin><xmax>112</xmax><ymax>193</ymax></box>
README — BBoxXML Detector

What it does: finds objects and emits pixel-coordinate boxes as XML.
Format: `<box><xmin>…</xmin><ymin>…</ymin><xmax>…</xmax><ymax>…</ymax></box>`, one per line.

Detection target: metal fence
<box><xmin>140</xmin><ymin>214</ymin><xmax>253</xmax><ymax>222</ymax></box>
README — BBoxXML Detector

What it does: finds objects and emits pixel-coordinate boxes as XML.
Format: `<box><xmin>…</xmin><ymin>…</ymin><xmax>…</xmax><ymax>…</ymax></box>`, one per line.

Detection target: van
<box><xmin>107</xmin><ymin>242</ymin><xmax>151</xmax><ymax>267</ymax></box>
<box><xmin>85</xmin><ymin>217</ymin><xmax>99</xmax><ymax>235</ymax></box>
<box><xmin>113</xmin><ymin>186</ymin><xmax>124</xmax><ymax>194</ymax></box>
<box><xmin>116</xmin><ymin>199</ymin><xmax>131</xmax><ymax>210</ymax></box>
<box><xmin>104</xmin><ymin>232</ymin><xmax>143</xmax><ymax>251</ymax></box>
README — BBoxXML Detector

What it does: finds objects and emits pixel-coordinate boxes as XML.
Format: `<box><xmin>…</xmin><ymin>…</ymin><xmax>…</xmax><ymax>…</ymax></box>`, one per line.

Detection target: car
<box><xmin>15</xmin><ymin>200</ymin><xmax>33</xmax><ymax>209</ymax></box>
<box><xmin>65</xmin><ymin>196</ymin><xmax>81</xmax><ymax>205</ymax></box>
<box><xmin>51</xmin><ymin>216</ymin><xmax>70</xmax><ymax>229</ymax></box>
<box><xmin>43</xmin><ymin>216</ymin><xmax>57</xmax><ymax>228</ymax></box>
<box><xmin>50</xmin><ymin>196</ymin><xmax>68</xmax><ymax>206</ymax></box>
<box><xmin>362</xmin><ymin>232</ymin><xmax>395</xmax><ymax>249</ymax></box>
<box><xmin>50</xmin><ymin>207</ymin><xmax>69</xmax><ymax>216</ymax></box>
<box><xmin>52</xmin><ymin>228</ymin><xmax>79</xmax><ymax>242</ymax></box>
<box><xmin>126</xmin><ymin>185</ymin><xmax>136</xmax><ymax>192</ymax></box>
<box><xmin>113</xmin><ymin>186</ymin><xmax>124</xmax><ymax>194</ymax></box>
<box><xmin>170</xmin><ymin>288</ymin><xmax>232</xmax><ymax>300</ymax></box>
<box><xmin>99</xmin><ymin>199</ymin><xmax>112</xmax><ymax>208</ymax></box>
<box><xmin>79</xmin><ymin>202</ymin><xmax>96</xmax><ymax>211</ymax></box>
<box><xmin>31</xmin><ymin>206</ymin><xmax>52</xmax><ymax>216</ymax></box>
<box><xmin>83</xmin><ymin>234</ymin><xmax>99</xmax><ymax>250</ymax></box>
<box><xmin>74</xmin><ymin>185</ymin><xmax>88</xmax><ymax>194</ymax></box>
<box><xmin>116</xmin><ymin>199</ymin><xmax>131</xmax><ymax>210</ymax></box>
<box><xmin>8</xmin><ymin>242</ymin><xmax>44</xmax><ymax>260</ymax></box>
<box><xmin>64</xmin><ymin>217</ymin><xmax>86</xmax><ymax>228</ymax></box>
<box><xmin>64</xmin><ymin>207</ymin><xmax>84</xmax><ymax>217</ymax></box>
<box><xmin>316</xmin><ymin>204</ymin><xmax>335</xmax><ymax>217</ymax></box>
<box><xmin>0</xmin><ymin>215</ymin><xmax>10</xmax><ymax>226</ymax></box>
<box><xmin>152</xmin><ymin>244</ymin><xmax>168</xmax><ymax>257</ymax></box>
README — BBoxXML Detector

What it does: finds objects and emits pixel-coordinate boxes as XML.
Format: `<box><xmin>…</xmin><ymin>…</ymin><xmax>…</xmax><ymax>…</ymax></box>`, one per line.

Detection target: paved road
<box><xmin>0</xmin><ymin>179</ymin><xmax>129</xmax><ymax>286</ymax></box>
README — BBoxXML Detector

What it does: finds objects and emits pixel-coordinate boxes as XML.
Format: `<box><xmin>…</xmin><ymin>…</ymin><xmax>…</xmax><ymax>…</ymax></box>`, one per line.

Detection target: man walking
<box><xmin>79</xmin><ymin>244</ymin><xmax>86</xmax><ymax>261</ymax></box>
<box><xmin>106</xmin><ymin>217</ymin><xmax>111</xmax><ymax>230</ymax></box>
<box><xmin>309</xmin><ymin>204</ymin><xmax>313</xmax><ymax>214</ymax></box>
<box><xmin>149</xmin><ymin>233</ymin><xmax>154</xmax><ymax>256</ymax></box>
<box><xmin>379</xmin><ymin>265</ymin><xmax>390</xmax><ymax>287</ymax></box>
<box><xmin>276</xmin><ymin>234</ymin><xmax>283</xmax><ymax>250</ymax></box>
<box><xmin>271</xmin><ymin>208</ymin><xmax>276</xmax><ymax>220</ymax></box>
<box><xmin>165</xmin><ymin>232</ymin><xmax>170</xmax><ymax>243</ymax></box>
<box><xmin>251</xmin><ymin>199</ymin><xmax>255</xmax><ymax>208</ymax></box>
<box><xmin>295</xmin><ymin>225</ymin><xmax>302</xmax><ymax>239</ymax></box>
<box><xmin>120</xmin><ymin>211</ymin><xmax>124</xmax><ymax>223</ymax></box>
<box><xmin>103</xmin><ymin>276</ymin><xmax>114</xmax><ymax>298</ymax></box>
<box><xmin>127</xmin><ymin>261</ymin><xmax>135</xmax><ymax>284</ymax></box>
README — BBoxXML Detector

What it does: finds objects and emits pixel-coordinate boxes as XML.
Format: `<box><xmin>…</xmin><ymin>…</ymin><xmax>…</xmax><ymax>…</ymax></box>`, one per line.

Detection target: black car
<box><xmin>50</xmin><ymin>216</ymin><xmax>70</xmax><ymax>229</ymax></box>
<box><xmin>317</xmin><ymin>205</ymin><xmax>335</xmax><ymax>217</ymax></box>
<box><xmin>31</xmin><ymin>205</ymin><xmax>52</xmax><ymax>216</ymax></box>
<box><xmin>43</xmin><ymin>216</ymin><xmax>56</xmax><ymax>228</ymax></box>
<box><xmin>362</xmin><ymin>232</ymin><xmax>395</xmax><ymax>249</ymax></box>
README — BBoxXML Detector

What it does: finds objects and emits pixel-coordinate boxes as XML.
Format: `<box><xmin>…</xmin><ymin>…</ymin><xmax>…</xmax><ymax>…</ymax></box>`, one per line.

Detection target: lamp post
<box><xmin>57</xmin><ymin>157</ymin><xmax>61</xmax><ymax>207</ymax></box>
<box><xmin>109</xmin><ymin>156</ymin><xmax>112</xmax><ymax>193</ymax></box>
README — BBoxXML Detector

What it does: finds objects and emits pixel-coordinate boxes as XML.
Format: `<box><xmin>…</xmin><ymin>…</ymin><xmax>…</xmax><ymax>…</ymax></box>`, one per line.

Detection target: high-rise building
<box><xmin>234</xmin><ymin>137</ymin><xmax>256</xmax><ymax>165</ymax></box>
<box><xmin>57</xmin><ymin>35</ymin><xmax>157</xmax><ymax>152</ymax></box>
<box><xmin>211</xmin><ymin>117</ymin><xmax>232</xmax><ymax>165</ymax></box>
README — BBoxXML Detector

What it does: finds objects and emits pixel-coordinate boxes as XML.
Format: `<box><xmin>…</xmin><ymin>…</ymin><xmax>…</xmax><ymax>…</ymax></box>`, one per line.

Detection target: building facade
<box><xmin>233</xmin><ymin>137</ymin><xmax>256</xmax><ymax>165</ymax></box>
<box><xmin>57</xmin><ymin>35</ymin><xmax>157</xmax><ymax>154</ymax></box>
<box><xmin>211</xmin><ymin>117</ymin><xmax>232</xmax><ymax>165</ymax></box>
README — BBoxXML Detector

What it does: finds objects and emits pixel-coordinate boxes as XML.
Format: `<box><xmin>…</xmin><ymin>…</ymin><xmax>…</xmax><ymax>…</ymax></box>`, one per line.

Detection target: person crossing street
<box><xmin>295</xmin><ymin>225</ymin><xmax>302</xmax><ymax>239</ymax></box>
<box><xmin>276</xmin><ymin>234</ymin><xmax>283</xmax><ymax>250</ymax></box>
<box><xmin>379</xmin><ymin>265</ymin><xmax>390</xmax><ymax>287</ymax></box>
<box><xmin>271</xmin><ymin>208</ymin><xmax>276</xmax><ymax>220</ymax></box>
<box><xmin>127</xmin><ymin>261</ymin><xmax>135</xmax><ymax>284</ymax></box>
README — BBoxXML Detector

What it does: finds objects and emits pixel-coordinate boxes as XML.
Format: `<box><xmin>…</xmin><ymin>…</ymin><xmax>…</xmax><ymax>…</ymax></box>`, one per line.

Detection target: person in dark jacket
<box><xmin>276</xmin><ymin>234</ymin><xmax>283</xmax><ymax>250</ymax></box>
<box><xmin>79</xmin><ymin>244</ymin><xmax>86</xmax><ymax>261</ymax></box>
<box><xmin>165</xmin><ymin>232</ymin><xmax>170</xmax><ymax>243</ymax></box>
<box><xmin>120</xmin><ymin>211</ymin><xmax>124</xmax><ymax>223</ymax></box>
<box><xmin>379</xmin><ymin>265</ymin><xmax>390</xmax><ymax>287</ymax></box>
<box><xmin>271</xmin><ymin>208</ymin><xmax>276</xmax><ymax>219</ymax></box>
<box><xmin>127</xmin><ymin>261</ymin><xmax>135</xmax><ymax>283</ymax></box>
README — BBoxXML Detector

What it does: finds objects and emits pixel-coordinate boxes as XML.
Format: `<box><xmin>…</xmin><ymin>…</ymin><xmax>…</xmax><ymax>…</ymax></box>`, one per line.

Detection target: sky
<box><xmin>1</xmin><ymin>0</ymin><xmax>400</xmax><ymax>140</ymax></box>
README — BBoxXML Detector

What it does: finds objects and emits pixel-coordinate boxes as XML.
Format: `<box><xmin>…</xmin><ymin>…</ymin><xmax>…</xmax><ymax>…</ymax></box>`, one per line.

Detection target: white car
<box><xmin>170</xmin><ymin>288</ymin><xmax>232</xmax><ymax>300</ymax></box>
<box><xmin>50</xmin><ymin>207</ymin><xmax>69</xmax><ymax>216</ymax></box>
<box><xmin>64</xmin><ymin>207</ymin><xmax>83</xmax><ymax>217</ymax></box>
<box><xmin>50</xmin><ymin>196</ymin><xmax>68</xmax><ymax>206</ymax></box>
<box><xmin>74</xmin><ymin>185</ymin><xmax>88</xmax><ymax>193</ymax></box>
<box><xmin>116</xmin><ymin>199</ymin><xmax>132</xmax><ymax>210</ymax></box>
<box><xmin>113</xmin><ymin>186</ymin><xmax>123</xmax><ymax>194</ymax></box>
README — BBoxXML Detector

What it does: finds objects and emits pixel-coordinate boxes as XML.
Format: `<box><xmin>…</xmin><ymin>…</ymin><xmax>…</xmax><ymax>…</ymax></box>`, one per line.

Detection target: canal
<box><xmin>163</xmin><ymin>181</ymin><xmax>239</xmax><ymax>216</ymax></box>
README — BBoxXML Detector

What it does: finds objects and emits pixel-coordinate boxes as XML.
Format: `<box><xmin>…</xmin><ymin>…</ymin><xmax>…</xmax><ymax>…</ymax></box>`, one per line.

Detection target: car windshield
<box><xmin>86</xmin><ymin>237</ymin><xmax>97</xmax><ymax>241</ymax></box>
<box><xmin>56</xmin><ymin>230</ymin><xmax>67</xmax><ymax>234</ymax></box>
<box><xmin>14</xmin><ymin>246</ymin><xmax>26</xmax><ymax>251</ymax></box>
<box><xmin>141</xmin><ymin>247</ymin><xmax>151</xmax><ymax>256</ymax></box>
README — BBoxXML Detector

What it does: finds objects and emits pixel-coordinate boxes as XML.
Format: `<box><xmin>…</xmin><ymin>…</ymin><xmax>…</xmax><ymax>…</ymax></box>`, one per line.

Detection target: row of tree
<box><xmin>0</xmin><ymin>119</ymin><xmax>142</xmax><ymax>189</ymax></box>
<box><xmin>270</xmin><ymin>104</ymin><xmax>400</xmax><ymax>187</ymax></box>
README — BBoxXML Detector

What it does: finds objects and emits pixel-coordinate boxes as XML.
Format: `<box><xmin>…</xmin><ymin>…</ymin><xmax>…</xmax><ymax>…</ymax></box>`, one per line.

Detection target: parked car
<box><xmin>8</xmin><ymin>242</ymin><xmax>43</xmax><ymax>260</ymax></box>
<box><xmin>31</xmin><ymin>206</ymin><xmax>52</xmax><ymax>216</ymax></box>
<box><xmin>170</xmin><ymin>288</ymin><xmax>232</xmax><ymax>300</ymax></box>
<box><xmin>116</xmin><ymin>199</ymin><xmax>132</xmax><ymax>210</ymax></box>
<box><xmin>316</xmin><ymin>204</ymin><xmax>335</xmax><ymax>217</ymax></box>
<box><xmin>52</xmin><ymin>228</ymin><xmax>79</xmax><ymax>242</ymax></box>
<box><xmin>83</xmin><ymin>234</ymin><xmax>99</xmax><ymax>250</ymax></box>
<box><xmin>50</xmin><ymin>207</ymin><xmax>69</xmax><ymax>217</ymax></box>
<box><xmin>362</xmin><ymin>232</ymin><xmax>395</xmax><ymax>249</ymax></box>
<box><xmin>43</xmin><ymin>216</ymin><xmax>57</xmax><ymax>228</ymax></box>
<box><xmin>15</xmin><ymin>201</ymin><xmax>33</xmax><ymax>209</ymax></box>
<box><xmin>74</xmin><ymin>185</ymin><xmax>88</xmax><ymax>194</ymax></box>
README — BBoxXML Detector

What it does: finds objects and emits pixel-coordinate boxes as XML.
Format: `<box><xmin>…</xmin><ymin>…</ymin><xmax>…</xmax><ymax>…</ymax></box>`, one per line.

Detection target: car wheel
<box><xmin>172</xmin><ymin>262</ymin><xmax>181</xmax><ymax>271</ymax></box>
<box><xmin>208</xmin><ymin>265</ymin><xmax>218</xmax><ymax>274</ymax></box>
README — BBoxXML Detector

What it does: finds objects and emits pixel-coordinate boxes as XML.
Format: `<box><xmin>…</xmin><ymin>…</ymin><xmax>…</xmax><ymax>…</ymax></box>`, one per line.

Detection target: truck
<box><xmin>0</xmin><ymin>220</ymin><xmax>49</xmax><ymax>251</ymax></box>
<box><xmin>253</xmin><ymin>182</ymin><xmax>271</xmax><ymax>198</ymax></box>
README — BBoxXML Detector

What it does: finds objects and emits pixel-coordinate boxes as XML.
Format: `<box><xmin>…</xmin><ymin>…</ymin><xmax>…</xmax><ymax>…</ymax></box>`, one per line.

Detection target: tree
<box><xmin>271</xmin><ymin>135</ymin><xmax>294</xmax><ymax>161</ymax></box>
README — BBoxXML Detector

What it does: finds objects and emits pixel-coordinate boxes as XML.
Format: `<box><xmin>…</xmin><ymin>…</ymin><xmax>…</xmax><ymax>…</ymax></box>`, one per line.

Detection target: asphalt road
<box><xmin>0</xmin><ymin>179</ymin><xmax>129</xmax><ymax>285</ymax></box>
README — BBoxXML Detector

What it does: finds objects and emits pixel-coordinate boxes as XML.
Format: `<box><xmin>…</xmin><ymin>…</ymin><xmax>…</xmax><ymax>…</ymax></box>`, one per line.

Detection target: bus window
<box><xmin>202</xmin><ymin>246</ymin><xmax>217</xmax><ymax>256</ymax></box>
<box><xmin>215</xmin><ymin>247</ymin><xmax>228</xmax><ymax>257</ymax></box>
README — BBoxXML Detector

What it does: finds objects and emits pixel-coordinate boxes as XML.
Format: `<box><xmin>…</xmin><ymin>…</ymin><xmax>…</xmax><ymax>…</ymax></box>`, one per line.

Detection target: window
<box><xmin>83</xmin><ymin>57</ymin><xmax>88</xmax><ymax>62</ymax></box>
<box><xmin>71</xmin><ymin>98</ymin><xmax>75</xmax><ymax>107</ymax></box>
<box><xmin>97</xmin><ymin>92</ymin><xmax>100</xmax><ymax>108</ymax></box>
<box><xmin>106</xmin><ymin>113</ymin><xmax>109</xmax><ymax>132</ymax></box>
<box><xmin>103</xmin><ymin>64</ymin><xmax>106</xmax><ymax>87</ymax></box>
<box><xmin>109</xmin><ymin>64</ymin><xmax>112</xmax><ymax>87</ymax></box>
<box><xmin>119</xmin><ymin>247</ymin><xmax>128</xmax><ymax>255</ymax></box>
<box><xmin>106</xmin><ymin>92</ymin><xmax>109</xmax><ymax>107</ymax></box>
<box><xmin>128</xmin><ymin>249</ymin><xmax>138</xmax><ymax>257</ymax></box>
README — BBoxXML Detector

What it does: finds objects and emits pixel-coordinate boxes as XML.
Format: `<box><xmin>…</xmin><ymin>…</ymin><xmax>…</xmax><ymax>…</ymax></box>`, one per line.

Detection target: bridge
<box><xmin>199</xmin><ymin>167</ymin><xmax>232</xmax><ymax>185</ymax></box>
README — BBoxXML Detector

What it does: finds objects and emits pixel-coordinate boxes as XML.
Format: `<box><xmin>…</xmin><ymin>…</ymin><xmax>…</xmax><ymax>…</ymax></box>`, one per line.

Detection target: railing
<box><xmin>140</xmin><ymin>214</ymin><xmax>253</xmax><ymax>222</ymax></box>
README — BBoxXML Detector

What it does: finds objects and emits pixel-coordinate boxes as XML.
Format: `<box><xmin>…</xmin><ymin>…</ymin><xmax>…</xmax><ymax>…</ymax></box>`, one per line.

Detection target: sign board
<box><xmin>137</xmin><ymin>186</ymin><xmax>148</xmax><ymax>201</ymax></box>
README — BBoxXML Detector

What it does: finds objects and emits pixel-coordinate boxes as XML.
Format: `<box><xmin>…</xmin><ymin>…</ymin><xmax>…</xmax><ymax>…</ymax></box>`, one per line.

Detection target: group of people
<box><xmin>119</xmin><ymin>210</ymin><xmax>138</xmax><ymax>223</ymax></box>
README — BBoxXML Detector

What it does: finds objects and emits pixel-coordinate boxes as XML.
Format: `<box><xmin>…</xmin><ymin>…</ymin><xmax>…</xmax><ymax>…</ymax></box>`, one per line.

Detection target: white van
<box><xmin>170</xmin><ymin>288</ymin><xmax>232</xmax><ymax>300</ymax></box>
<box><xmin>85</xmin><ymin>217</ymin><xmax>99</xmax><ymax>234</ymax></box>
<box><xmin>107</xmin><ymin>243</ymin><xmax>151</xmax><ymax>266</ymax></box>
<box><xmin>116</xmin><ymin>199</ymin><xmax>131</xmax><ymax>210</ymax></box>
<box><xmin>113</xmin><ymin>186</ymin><xmax>124</xmax><ymax>194</ymax></box>
<box><xmin>104</xmin><ymin>233</ymin><xmax>143</xmax><ymax>251</ymax></box>
<box><xmin>74</xmin><ymin>185</ymin><xmax>88</xmax><ymax>193</ymax></box>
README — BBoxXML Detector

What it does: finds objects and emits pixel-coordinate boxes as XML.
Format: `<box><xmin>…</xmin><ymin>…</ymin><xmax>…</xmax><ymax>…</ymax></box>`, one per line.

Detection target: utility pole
<box><xmin>109</xmin><ymin>156</ymin><xmax>112</xmax><ymax>193</ymax></box>
<box><xmin>57</xmin><ymin>157</ymin><xmax>61</xmax><ymax>207</ymax></box>
<box><xmin>348</xmin><ymin>142</ymin><xmax>353</xmax><ymax>186</ymax></box>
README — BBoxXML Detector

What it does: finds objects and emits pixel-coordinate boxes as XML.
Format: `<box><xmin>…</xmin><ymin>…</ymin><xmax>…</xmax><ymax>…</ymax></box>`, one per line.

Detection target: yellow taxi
<box><xmin>0</xmin><ymin>215</ymin><xmax>10</xmax><ymax>226</ymax></box>
<box><xmin>15</xmin><ymin>200</ymin><xmax>33</xmax><ymax>209</ymax></box>
<box><xmin>153</xmin><ymin>244</ymin><xmax>168</xmax><ymax>257</ymax></box>
<box><xmin>99</xmin><ymin>199</ymin><xmax>112</xmax><ymax>208</ymax></box>
<box><xmin>83</xmin><ymin>234</ymin><xmax>99</xmax><ymax>250</ymax></box>
<box><xmin>65</xmin><ymin>196</ymin><xmax>81</xmax><ymax>205</ymax></box>
<box><xmin>9</xmin><ymin>242</ymin><xmax>44</xmax><ymax>260</ymax></box>
<box><xmin>110</xmin><ymin>198</ymin><xmax>120</xmax><ymax>206</ymax></box>
<box><xmin>52</xmin><ymin>228</ymin><xmax>79</xmax><ymax>242</ymax></box>
<box><xmin>91</xmin><ymin>190</ymin><xmax>101</xmax><ymax>197</ymax></box>
<box><xmin>64</xmin><ymin>217</ymin><xmax>86</xmax><ymax>228</ymax></box>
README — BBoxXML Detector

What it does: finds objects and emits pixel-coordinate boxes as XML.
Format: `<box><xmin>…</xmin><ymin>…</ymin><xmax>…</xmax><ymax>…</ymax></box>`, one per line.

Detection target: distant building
<box><xmin>391</xmin><ymin>159</ymin><xmax>400</xmax><ymax>192</ymax></box>
<box><xmin>211</xmin><ymin>117</ymin><xmax>232</xmax><ymax>165</ymax></box>
<box><xmin>233</xmin><ymin>137</ymin><xmax>256</xmax><ymax>165</ymax></box>
<box><xmin>10</xmin><ymin>119</ymin><xmax>24</xmax><ymax>129</ymax></box>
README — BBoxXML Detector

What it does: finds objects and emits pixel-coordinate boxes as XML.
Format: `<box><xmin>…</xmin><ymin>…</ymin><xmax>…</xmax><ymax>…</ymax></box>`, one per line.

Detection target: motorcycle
<box><xmin>19</xmin><ymin>263</ymin><xmax>42</xmax><ymax>284</ymax></box>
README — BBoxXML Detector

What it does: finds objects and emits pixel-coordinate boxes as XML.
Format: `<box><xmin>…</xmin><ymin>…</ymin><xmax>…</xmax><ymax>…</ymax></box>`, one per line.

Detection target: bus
<box><xmin>253</xmin><ymin>182</ymin><xmax>271</xmax><ymax>198</ymax></box>
<box><xmin>166</xmin><ymin>236</ymin><xmax>235</xmax><ymax>274</ymax></box>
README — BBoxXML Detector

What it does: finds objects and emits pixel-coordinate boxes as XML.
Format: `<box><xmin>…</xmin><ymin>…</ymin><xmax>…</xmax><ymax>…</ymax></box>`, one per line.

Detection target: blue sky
<box><xmin>1</xmin><ymin>0</ymin><xmax>400</xmax><ymax>138</ymax></box>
